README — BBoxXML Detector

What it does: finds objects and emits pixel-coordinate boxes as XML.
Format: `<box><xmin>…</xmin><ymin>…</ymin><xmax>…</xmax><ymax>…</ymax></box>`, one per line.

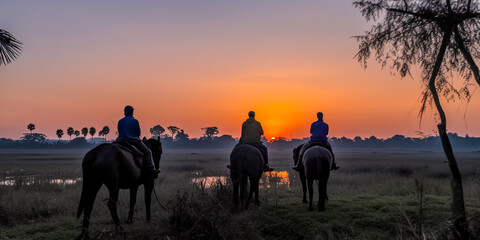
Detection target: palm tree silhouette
<box><xmin>101</xmin><ymin>126</ymin><xmax>110</xmax><ymax>141</ymax></box>
<box><xmin>89</xmin><ymin>127</ymin><xmax>96</xmax><ymax>139</ymax></box>
<box><xmin>81</xmin><ymin>127</ymin><xmax>88</xmax><ymax>138</ymax></box>
<box><xmin>0</xmin><ymin>29</ymin><xmax>22</xmax><ymax>65</ymax></box>
<box><xmin>67</xmin><ymin>127</ymin><xmax>74</xmax><ymax>140</ymax></box>
<box><xmin>56</xmin><ymin>129</ymin><xmax>64</xmax><ymax>141</ymax></box>
<box><xmin>27</xmin><ymin>123</ymin><xmax>35</xmax><ymax>134</ymax></box>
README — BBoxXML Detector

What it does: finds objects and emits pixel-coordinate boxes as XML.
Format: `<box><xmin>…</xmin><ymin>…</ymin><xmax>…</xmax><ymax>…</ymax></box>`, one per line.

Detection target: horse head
<box><xmin>144</xmin><ymin>136</ymin><xmax>162</xmax><ymax>169</ymax></box>
<box><xmin>293</xmin><ymin>144</ymin><xmax>302</xmax><ymax>166</ymax></box>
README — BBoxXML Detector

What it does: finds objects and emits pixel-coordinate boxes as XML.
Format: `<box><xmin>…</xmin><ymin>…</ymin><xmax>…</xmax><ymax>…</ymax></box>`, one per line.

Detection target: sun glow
<box><xmin>254</xmin><ymin>102</ymin><xmax>311</xmax><ymax>140</ymax></box>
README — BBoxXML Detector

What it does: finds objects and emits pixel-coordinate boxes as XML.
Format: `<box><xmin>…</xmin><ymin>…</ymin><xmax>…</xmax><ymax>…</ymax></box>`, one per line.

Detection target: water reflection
<box><xmin>0</xmin><ymin>177</ymin><xmax>82</xmax><ymax>187</ymax></box>
<box><xmin>192</xmin><ymin>176</ymin><xmax>228</xmax><ymax>188</ymax></box>
<box><xmin>261</xmin><ymin>171</ymin><xmax>290</xmax><ymax>189</ymax></box>
<box><xmin>191</xmin><ymin>171</ymin><xmax>291</xmax><ymax>189</ymax></box>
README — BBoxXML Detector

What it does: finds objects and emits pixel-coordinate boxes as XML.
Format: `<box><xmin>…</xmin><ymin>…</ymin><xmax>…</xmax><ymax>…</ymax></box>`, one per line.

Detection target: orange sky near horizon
<box><xmin>1</xmin><ymin>1</ymin><xmax>479</xmax><ymax>140</ymax></box>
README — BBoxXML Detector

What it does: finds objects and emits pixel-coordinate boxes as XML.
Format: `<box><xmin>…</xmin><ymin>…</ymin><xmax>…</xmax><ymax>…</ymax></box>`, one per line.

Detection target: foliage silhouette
<box><xmin>0</xmin><ymin>29</ymin><xmax>22</xmax><ymax>66</ymax></box>
<box><xmin>201</xmin><ymin>126</ymin><xmax>219</xmax><ymax>139</ymax></box>
<box><xmin>56</xmin><ymin>129</ymin><xmax>64</xmax><ymax>140</ymax></box>
<box><xmin>150</xmin><ymin>125</ymin><xmax>165</xmax><ymax>137</ymax></box>
<box><xmin>89</xmin><ymin>127</ymin><xmax>96</xmax><ymax>139</ymax></box>
<box><xmin>1</xmin><ymin>132</ymin><xmax>480</xmax><ymax>150</ymax></box>
<box><xmin>27</xmin><ymin>123</ymin><xmax>35</xmax><ymax>134</ymax></box>
<box><xmin>353</xmin><ymin>1</ymin><xmax>480</xmax><ymax>238</ymax></box>
<box><xmin>100</xmin><ymin>126</ymin><xmax>110</xmax><ymax>141</ymax></box>
<box><xmin>81</xmin><ymin>127</ymin><xmax>88</xmax><ymax>138</ymax></box>
<box><xmin>66</xmin><ymin>127</ymin><xmax>74</xmax><ymax>140</ymax></box>
<box><xmin>20</xmin><ymin>133</ymin><xmax>46</xmax><ymax>143</ymax></box>
<box><xmin>175</xmin><ymin>129</ymin><xmax>189</xmax><ymax>142</ymax></box>
<box><xmin>167</xmin><ymin>126</ymin><xmax>180</xmax><ymax>139</ymax></box>
<box><xmin>68</xmin><ymin>137</ymin><xmax>87</xmax><ymax>145</ymax></box>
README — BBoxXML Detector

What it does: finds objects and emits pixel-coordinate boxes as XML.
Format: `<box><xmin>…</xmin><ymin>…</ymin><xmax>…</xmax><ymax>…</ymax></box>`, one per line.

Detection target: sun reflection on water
<box><xmin>0</xmin><ymin>177</ymin><xmax>82</xmax><ymax>187</ymax></box>
<box><xmin>190</xmin><ymin>171</ymin><xmax>291</xmax><ymax>189</ymax></box>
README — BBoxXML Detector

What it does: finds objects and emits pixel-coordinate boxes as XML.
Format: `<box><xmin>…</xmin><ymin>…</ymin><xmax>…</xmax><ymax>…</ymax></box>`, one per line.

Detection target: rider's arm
<box><xmin>117</xmin><ymin>120</ymin><xmax>121</xmax><ymax>136</ymax></box>
<box><xmin>134</xmin><ymin>120</ymin><xmax>141</xmax><ymax>138</ymax></box>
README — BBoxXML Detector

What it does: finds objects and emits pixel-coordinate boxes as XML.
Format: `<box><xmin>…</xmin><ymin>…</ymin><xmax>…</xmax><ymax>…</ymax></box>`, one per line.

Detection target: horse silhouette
<box><xmin>230</xmin><ymin>144</ymin><xmax>264</xmax><ymax>209</ymax></box>
<box><xmin>293</xmin><ymin>145</ymin><xmax>332</xmax><ymax>211</ymax></box>
<box><xmin>76</xmin><ymin>137</ymin><xmax>162</xmax><ymax>239</ymax></box>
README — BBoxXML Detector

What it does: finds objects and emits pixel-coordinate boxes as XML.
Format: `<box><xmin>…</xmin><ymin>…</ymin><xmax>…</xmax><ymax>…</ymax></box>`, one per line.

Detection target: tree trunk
<box><xmin>437</xmin><ymin>124</ymin><xmax>470</xmax><ymax>240</ymax></box>
<box><xmin>428</xmin><ymin>29</ymin><xmax>470</xmax><ymax>240</ymax></box>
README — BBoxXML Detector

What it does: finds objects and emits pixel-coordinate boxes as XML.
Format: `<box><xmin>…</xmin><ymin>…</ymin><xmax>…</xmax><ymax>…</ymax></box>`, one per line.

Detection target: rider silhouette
<box><xmin>228</xmin><ymin>111</ymin><xmax>274</xmax><ymax>172</ymax></box>
<box><xmin>293</xmin><ymin>112</ymin><xmax>339</xmax><ymax>171</ymax></box>
<box><xmin>117</xmin><ymin>105</ymin><xmax>160</xmax><ymax>177</ymax></box>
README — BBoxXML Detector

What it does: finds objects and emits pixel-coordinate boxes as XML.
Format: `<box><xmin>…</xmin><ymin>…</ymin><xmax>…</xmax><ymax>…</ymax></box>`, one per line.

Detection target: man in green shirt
<box><xmin>230</xmin><ymin>111</ymin><xmax>274</xmax><ymax>172</ymax></box>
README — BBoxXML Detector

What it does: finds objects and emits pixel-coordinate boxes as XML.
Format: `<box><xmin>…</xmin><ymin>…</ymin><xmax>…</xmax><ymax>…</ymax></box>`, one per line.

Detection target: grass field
<box><xmin>0</xmin><ymin>147</ymin><xmax>479</xmax><ymax>240</ymax></box>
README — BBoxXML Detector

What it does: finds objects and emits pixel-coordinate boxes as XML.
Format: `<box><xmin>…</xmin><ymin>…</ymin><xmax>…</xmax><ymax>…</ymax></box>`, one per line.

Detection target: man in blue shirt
<box><xmin>117</xmin><ymin>105</ymin><xmax>160</xmax><ymax>177</ymax></box>
<box><xmin>293</xmin><ymin>112</ymin><xmax>339</xmax><ymax>171</ymax></box>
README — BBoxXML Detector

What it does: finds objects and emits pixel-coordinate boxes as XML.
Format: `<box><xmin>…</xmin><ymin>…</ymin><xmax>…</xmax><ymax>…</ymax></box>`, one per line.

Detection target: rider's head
<box><xmin>248</xmin><ymin>111</ymin><xmax>255</xmax><ymax>118</ymax></box>
<box><xmin>317</xmin><ymin>112</ymin><xmax>323</xmax><ymax>121</ymax></box>
<box><xmin>124</xmin><ymin>105</ymin><xmax>134</xmax><ymax>116</ymax></box>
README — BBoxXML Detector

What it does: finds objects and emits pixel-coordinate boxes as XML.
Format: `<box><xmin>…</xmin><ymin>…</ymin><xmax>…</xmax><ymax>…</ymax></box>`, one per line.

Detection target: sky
<box><xmin>1</xmin><ymin>0</ymin><xmax>479</xmax><ymax>140</ymax></box>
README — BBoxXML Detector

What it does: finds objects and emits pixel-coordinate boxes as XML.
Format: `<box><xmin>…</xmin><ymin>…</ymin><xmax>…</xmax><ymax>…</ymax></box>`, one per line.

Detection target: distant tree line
<box><xmin>1</xmin><ymin>123</ymin><xmax>479</xmax><ymax>150</ymax></box>
<box><xmin>57</xmin><ymin>126</ymin><xmax>110</xmax><ymax>141</ymax></box>
<box><xmin>10</xmin><ymin>123</ymin><xmax>112</xmax><ymax>146</ymax></box>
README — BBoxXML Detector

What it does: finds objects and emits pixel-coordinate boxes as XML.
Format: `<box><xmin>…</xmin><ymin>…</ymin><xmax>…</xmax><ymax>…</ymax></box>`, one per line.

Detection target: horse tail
<box><xmin>77</xmin><ymin>150</ymin><xmax>97</xmax><ymax>219</ymax></box>
<box><xmin>77</xmin><ymin>183</ymin><xmax>86</xmax><ymax>219</ymax></box>
<box><xmin>317</xmin><ymin>157</ymin><xmax>323</xmax><ymax>180</ymax></box>
<box><xmin>320</xmin><ymin>151</ymin><xmax>332</xmax><ymax>200</ymax></box>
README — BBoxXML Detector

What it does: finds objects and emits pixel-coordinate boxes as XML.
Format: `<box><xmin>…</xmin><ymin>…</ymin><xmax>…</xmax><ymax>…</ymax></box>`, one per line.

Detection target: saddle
<box><xmin>113</xmin><ymin>140</ymin><xmax>143</xmax><ymax>168</ymax></box>
<box><xmin>239</xmin><ymin>142</ymin><xmax>266</xmax><ymax>156</ymax></box>
<box><xmin>308</xmin><ymin>141</ymin><xmax>329</xmax><ymax>150</ymax></box>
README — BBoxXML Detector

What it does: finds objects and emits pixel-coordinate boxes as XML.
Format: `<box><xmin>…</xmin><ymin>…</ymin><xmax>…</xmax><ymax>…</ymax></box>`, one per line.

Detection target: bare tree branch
<box><xmin>454</xmin><ymin>25</ymin><xmax>480</xmax><ymax>86</ymax></box>
<box><xmin>428</xmin><ymin>30</ymin><xmax>452</xmax><ymax>126</ymax></box>
<box><xmin>387</xmin><ymin>8</ymin><xmax>437</xmax><ymax>21</ymax></box>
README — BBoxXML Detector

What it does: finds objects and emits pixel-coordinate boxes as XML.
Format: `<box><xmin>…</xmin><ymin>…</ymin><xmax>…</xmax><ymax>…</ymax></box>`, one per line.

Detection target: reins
<box><xmin>152</xmin><ymin>187</ymin><xmax>168</xmax><ymax>211</ymax></box>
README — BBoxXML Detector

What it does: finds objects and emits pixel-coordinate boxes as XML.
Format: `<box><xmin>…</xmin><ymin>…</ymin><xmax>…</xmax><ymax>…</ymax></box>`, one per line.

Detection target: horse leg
<box><xmin>319</xmin><ymin>171</ymin><xmax>330</xmax><ymax>212</ymax></box>
<box><xmin>246</xmin><ymin>176</ymin><xmax>254</xmax><ymax>208</ymax></box>
<box><xmin>300</xmin><ymin>170</ymin><xmax>307</xmax><ymax>203</ymax></box>
<box><xmin>144</xmin><ymin>179</ymin><xmax>153</xmax><ymax>222</ymax></box>
<box><xmin>106</xmin><ymin>185</ymin><xmax>122</xmax><ymax>232</ymax></box>
<box><xmin>126</xmin><ymin>186</ymin><xmax>138</xmax><ymax>224</ymax></box>
<box><xmin>78</xmin><ymin>181</ymin><xmax>102</xmax><ymax>240</ymax></box>
<box><xmin>233</xmin><ymin>179</ymin><xmax>240</xmax><ymax>209</ymax></box>
<box><xmin>254</xmin><ymin>177</ymin><xmax>260</xmax><ymax>205</ymax></box>
<box><xmin>240</xmin><ymin>176</ymin><xmax>248</xmax><ymax>208</ymax></box>
<box><xmin>307</xmin><ymin>179</ymin><xmax>314</xmax><ymax>211</ymax></box>
<box><xmin>318</xmin><ymin>178</ymin><xmax>327</xmax><ymax>212</ymax></box>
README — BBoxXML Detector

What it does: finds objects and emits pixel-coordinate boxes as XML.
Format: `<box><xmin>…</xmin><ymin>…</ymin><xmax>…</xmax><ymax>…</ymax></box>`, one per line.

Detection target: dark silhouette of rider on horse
<box><xmin>293</xmin><ymin>112</ymin><xmax>339</xmax><ymax>172</ymax></box>
<box><xmin>116</xmin><ymin>105</ymin><xmax>161</xmax><ymax>178</ymax></box>
<box><xmin>228</xmin><ymin>111</ymin><xmax>274</xmax><ymax>172</ymax></box>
